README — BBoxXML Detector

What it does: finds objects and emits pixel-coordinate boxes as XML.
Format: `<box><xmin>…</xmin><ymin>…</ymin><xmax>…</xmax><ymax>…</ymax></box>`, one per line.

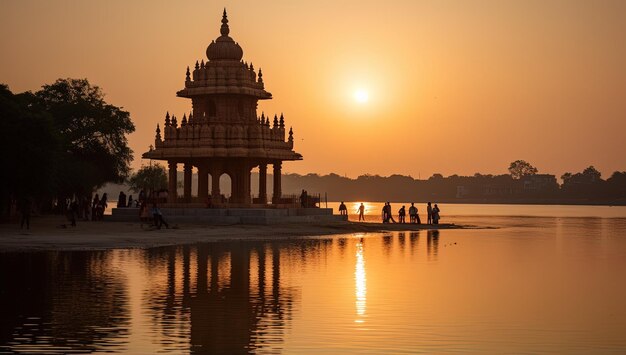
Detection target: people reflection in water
<box><xmin>427</xmin><ymin>230</ymin><xmax>440</xmax><ymax>259</ymax></box>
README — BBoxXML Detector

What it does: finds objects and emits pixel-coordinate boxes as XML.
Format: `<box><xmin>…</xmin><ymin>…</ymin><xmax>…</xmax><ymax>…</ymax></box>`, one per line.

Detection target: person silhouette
<box><xmin>432</xmin><ymin>203</ymin><xmax>441</xmax><ymax>224</ymax></box>
<box><xmin>382</xmin><ymin>203</ymin><xmax>388</xmax><ymax>223</ymax></box>
<box><xmin>399</xmin><ymin>205</ymin><xmax>406</xmax><ymax>223</ymax></box>
<box><xmin>408</xmin><ymin>202</ymin><xmax>417</xmax><ymax>223</ymax></box>
<box><xmin>339</xmin><ymin>201</ymin><xmax>348</xmax><ymax>216</ymax></box>
<box><xmin>152</xmin><ymin>202</ymin><xmax>169</xmax><ymax>229</ymax></box>
<box><xmin>358</xmin><ymin>203</ymin><xmax>365</xmax><ymax>221</ymax></box>
<box><xmin>19</xmin><ymin>197</ymin><xmax>31</xmax><ymax>230</ymax></box>
<box><xmin>386</xmin><ymin>202</ymin><xmax>397</xmax><ymax>223</ymax></box>
<box><xmin>427</xmin><ymin>202</ymin><xmax>433</xmax><ymax>224</ymax></box>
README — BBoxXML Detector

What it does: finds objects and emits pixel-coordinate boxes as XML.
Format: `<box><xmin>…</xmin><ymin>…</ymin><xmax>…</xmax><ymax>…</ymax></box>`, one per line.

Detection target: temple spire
<box><xmin>165</xmin><ymin>111</ymin><xmax>171</xmax><ymax>126</ymax></box>
<box><xmin>186</xmin><ymin>66</ymin><xmax>190</xmax><ymax>81</ymax></box>
<box><xmin>273</xmin><ymin>114</ymin><xmax>278</xmax><ymax>128</ymax></box>
<box><xmin>279</xmin><ymin>113</ymin><xmax>285</xmax><ymax>128</ymax></box>
<box><xmin>220</xmin><ymin>8</ymin><xmax>230</xmax><ymax>36</ymax></box>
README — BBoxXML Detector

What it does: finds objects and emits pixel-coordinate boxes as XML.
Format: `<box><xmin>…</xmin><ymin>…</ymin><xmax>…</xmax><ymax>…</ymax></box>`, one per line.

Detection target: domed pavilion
<box><xmin>143</xmin><ymin>10</ymin><xmax>302</xmax><ymax>206</ymax></box>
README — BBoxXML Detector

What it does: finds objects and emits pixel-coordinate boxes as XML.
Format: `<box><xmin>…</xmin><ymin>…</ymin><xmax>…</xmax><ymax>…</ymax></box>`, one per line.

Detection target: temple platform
<box><xmin>110</xmin><ymin>207</ymin><xmax>347</xmax><ymax>225</ymax></box>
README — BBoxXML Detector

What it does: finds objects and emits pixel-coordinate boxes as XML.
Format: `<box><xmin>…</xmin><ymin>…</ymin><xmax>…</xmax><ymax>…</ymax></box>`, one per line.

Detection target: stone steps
<box><xmin>110</xmin><ymin>207</ymin><xmax>346</xmax><ymax>225</ymax></box>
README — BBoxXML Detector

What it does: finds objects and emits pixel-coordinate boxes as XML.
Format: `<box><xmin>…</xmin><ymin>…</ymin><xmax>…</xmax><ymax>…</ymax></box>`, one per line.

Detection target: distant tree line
<box><xmin>280</xmin><ymin>160</ymin><xmax>626</xmax><ymax>204</ymax></box>
<box><xmin>0</xmin><ymin>79</ymin><xmax>135</xmax><ymax>217</ymax></box>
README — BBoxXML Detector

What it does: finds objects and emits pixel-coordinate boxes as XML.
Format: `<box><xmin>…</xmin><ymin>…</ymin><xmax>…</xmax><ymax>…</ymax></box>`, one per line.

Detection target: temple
<box><xmin>143</xmin><ymin>10</ymin><xmax>302</xmax><ymax>206</ymax></box>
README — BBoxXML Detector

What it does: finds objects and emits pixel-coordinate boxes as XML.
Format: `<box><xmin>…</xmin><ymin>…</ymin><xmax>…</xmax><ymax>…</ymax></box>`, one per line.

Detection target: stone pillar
<box><xmin>259</xmin><ymin>164</ymin><xmax>267</xmax><ymax>204</ymax></box>
<box><xmin>197</xmin><ymin>166</ymin><xmax>209</xmax><ymax>199</ymax></box>
<box><xmin>272</xmin><ymin>161</ymin><xmax>282</xmax><ymax>204</ymax></box>
<box><xmin>168</xmin><ymin>161</ymin><xmax>178</xmax><ymax>203</ymax></box>
<box><xmin>183</xmin><ymin>163</ymin><xmax>192</xmax><ymax>202</ymax></box>
<box><xmin>242</xmin><ymin>166</ymin><xmax>251</xmax><ymax>205</ymax></box>
<box><xmin>211</xmin><ymin>170</ymin><xmax>221</xmax><ymax>199</ymax></box>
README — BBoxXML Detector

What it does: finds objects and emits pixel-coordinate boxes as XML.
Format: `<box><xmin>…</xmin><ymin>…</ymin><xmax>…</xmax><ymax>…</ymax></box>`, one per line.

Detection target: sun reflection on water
<box><xmin>355</xmin><ymin>239</ymin><xmax>367</xmax><ymax>323</ymax></box>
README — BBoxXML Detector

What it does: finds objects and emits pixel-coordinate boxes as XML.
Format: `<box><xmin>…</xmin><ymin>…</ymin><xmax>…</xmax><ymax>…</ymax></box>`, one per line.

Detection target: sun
<box><xmin>353</xmin><ymin>89</ymin><xmax>369</xmax><ymax>103</ymax></box>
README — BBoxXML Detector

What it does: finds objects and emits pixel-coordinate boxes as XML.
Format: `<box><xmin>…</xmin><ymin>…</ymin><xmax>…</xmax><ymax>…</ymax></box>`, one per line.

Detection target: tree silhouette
<box><xmin>128</xmin><ymin>164</ymin><xmax>167</xmax><ymax>193</ymax></box>
<box><xmin>36</xmin><ymin>78</ymin><xmax>135</xmax><ymax>197</ymax></box>
<box><xmin>508</xmin><ymin>160</ymin><xmax>538</xmax><ymax>179</ymax></box>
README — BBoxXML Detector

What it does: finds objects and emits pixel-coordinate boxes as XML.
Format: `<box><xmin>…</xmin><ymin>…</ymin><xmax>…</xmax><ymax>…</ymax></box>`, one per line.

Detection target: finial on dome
<box><xmin>195</xmin><ymin>60</ymin><xmax>199</xmax><ymax>70</ymax></box>
<box><xmin>273</xmin><ymin>114</ymin><xmax>278</xmax><ymax>128</ymax></box>
<box><xmin>186</xmin><ymin>66</ymin><xmax>190</xmax><ymax>81</ymax></box>
<box><xmin>156</xmin><ymin>123</ymin><xmax>161</xmax><ymax>136</ymax></box>
<box><xmin>258</xmin><ymin>68</ymin><xmax>264</xmax><ymax>83</ymax></box>
<box><xmin>221</xmin><ymin>8</ymin><xmax>230</xmax><ymax>36</ymax></box>
<box><xmin>279</xmin><ymin>113</ymin><xmax>285</xmax><ymax>128</ymax></box>
<box><xmin>288</xmin><ymin>127</ymin><xmax>294</xmax><ymax>143</ymax></box>
<box><xmin>165</xmin><ymin>112</ymin><xmax>171</xmax><ymax>126</ymax></box>
<box><xmin>200</xmin><ymin>59</ymin><xmax>205</xmax><ymax>69</ymax></box>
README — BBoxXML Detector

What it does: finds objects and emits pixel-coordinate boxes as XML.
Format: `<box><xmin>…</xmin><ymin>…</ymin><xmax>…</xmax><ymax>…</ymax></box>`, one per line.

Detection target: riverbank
<box><xmin>0</xmin><ymin>216</ymin><xmax>468</xmax><ymax>251</ymax></box>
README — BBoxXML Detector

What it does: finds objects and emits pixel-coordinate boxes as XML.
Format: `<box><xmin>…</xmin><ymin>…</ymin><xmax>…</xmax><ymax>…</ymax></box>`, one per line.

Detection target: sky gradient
<box><xmin>1</xmin><ymin>0</ymin><xmax>625</xmax><ymax>179</ymax></box>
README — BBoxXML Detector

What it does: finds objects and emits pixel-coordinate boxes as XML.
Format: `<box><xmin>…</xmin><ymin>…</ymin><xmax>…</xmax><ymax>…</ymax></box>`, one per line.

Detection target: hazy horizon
<box><xmin>2</xmin><ymin>0</ymin><xmax>625</xmax><ymax>179</ymax></box>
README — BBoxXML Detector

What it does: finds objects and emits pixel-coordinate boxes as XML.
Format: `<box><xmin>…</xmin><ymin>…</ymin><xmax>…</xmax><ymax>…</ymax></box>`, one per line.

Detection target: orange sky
<box><xmin>1</xmin><ymin>0</ymin><xmax>625</xmax><ymax>179</ymax></box>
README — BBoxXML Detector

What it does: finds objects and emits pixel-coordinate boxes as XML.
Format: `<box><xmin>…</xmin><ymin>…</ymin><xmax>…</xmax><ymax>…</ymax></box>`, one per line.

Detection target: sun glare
<box><xmin>354</xmin><ymin>89</ymin><xmax>369</xmax><ymax>103</ymax></box>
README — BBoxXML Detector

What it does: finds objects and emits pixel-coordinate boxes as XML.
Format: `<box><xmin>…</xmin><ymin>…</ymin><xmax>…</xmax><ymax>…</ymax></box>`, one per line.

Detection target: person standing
<box><xmin>69</xmin><ymin>200</ymin><xmax>78</xmax><ymax>227</ymax></box>
<box><xmin>408</xmin><ymin>203</ymin><xmax>417</xmax><ymax>223</ymax></box>
<box><xmin>387</xmin><ymin>202</ymin><xmax>397</xmax><ymax>223</ymax></box>
<box><xmin>399</xmin><ymin>205</ymin><xmax>406</xmax><ymax>224</ymax></box>
<box><xmin>152</xmin><ymin>203</ymin><xmax>169</xmax><ymax>229</ymax></box>
<box><xmin>358</xmin><ymin>203</ymin><xmax>365</xmax><ymax>221</ymax></box>
<box><xmin>19</xmin><ymin>197</ymin><xmax>31</xmax><ymax>230</ymax></box>
<box><xmin>381</xmin><ymin>203</ymin><xmax>388</xmax><ymax>223</ymax></box>
<box><xmin>427</xmin><ymin>202</ymin><xmax>433</xmax><ymax>224</ymax></box>
<box><xmin>117</xmin><ymin>191</ymin><xmax>126</xmax><ymax>208</ymax></box>
<box><xmin>416</xmin><ymin>206</ymin><xmax>422</xmax><ymax>224</ymax></box>
<box><xmin>339</xmin><ymin>201</ymin><xmax>347</xmax><ymax>216</ymax></box>
<box><xmin>432</xmin><ymin>204</ymin><xmax>441</xmax><ymax>224</ymax></box>
<box><xmin>91</xmin><ymin>194</ymin><xmax>99</xmax><ymax>221</ymax></box>
<box><xmin>99</xmin><ymin>193</ymin><xmax>108</xmax><ymax>220</ymax></box>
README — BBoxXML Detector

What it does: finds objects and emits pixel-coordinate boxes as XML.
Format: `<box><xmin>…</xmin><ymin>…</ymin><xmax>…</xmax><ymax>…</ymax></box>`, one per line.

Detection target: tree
<box><xmin>582</xmin><ymin>166</ymin><xmax>601</xmax><ymax>182</ymax></box>
<box><xmin>35</xmin><ymin>78</ymin><xmax>135</xmax><ymax>197</ymax></box>
<box><xmin>0</xmin><ymin>85</ymin><xmax>60</xmax><ymax>214</ymax></box>
<box><xmin>508</xmin><ymin>160</ymin><xmax>538</xmax><ymax>179</ymax></box>
<box><xmin>128</xmin><ymin>165</ymin><xmax>168</xmax><ymax>193</ymax></box>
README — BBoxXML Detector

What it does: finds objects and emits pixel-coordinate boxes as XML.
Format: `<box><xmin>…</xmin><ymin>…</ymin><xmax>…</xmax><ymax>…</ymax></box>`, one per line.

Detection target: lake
<box><xmin>2</xmin><ymin>204</ymin><xmax>626</xmax><ymax>353</ymax></box>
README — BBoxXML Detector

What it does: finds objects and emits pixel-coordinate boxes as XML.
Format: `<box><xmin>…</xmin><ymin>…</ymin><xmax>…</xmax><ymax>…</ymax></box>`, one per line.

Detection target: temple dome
<box><xmin>206</xmin><ymin>9</ymin><xmax>244</xmax><ymax>61</ymax></box>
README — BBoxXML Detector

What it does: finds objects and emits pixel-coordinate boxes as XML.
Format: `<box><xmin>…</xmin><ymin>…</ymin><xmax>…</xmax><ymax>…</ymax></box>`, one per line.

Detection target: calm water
<box><xmin>2</xmin><ymin>205</ymin><xmax>626</xmax><ymax>354</ymax></box>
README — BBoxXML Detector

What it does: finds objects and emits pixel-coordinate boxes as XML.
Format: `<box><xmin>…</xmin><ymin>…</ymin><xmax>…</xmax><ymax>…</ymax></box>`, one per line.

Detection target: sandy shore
<box><xmin>0</xmin><ymin>216</ymin><xmax>469</xmax><ymax>251</ymax></box>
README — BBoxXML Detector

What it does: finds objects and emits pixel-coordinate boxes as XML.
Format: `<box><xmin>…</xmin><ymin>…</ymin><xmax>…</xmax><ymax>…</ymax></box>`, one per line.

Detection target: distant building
<box><xmin>456</xmin><ymin>185</ymin><xmax>468</xmax><ymax>198</ymax></box>
<box><xmin>521</xmin><ymin>174</ymin><xmax>558</xmax><ymax>193</ymax></box>
<box><xmin>143</xmin><ymin>10</ymin><xmax>302</xmax><ymax>206</ymax></box>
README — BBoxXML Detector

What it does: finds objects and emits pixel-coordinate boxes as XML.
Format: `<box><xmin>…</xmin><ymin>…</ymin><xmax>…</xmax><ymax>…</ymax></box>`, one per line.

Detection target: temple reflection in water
<box><xmin>0</xmin><ymin>232</ymin><xmax>435</xmax><ymax>353</ymax></box>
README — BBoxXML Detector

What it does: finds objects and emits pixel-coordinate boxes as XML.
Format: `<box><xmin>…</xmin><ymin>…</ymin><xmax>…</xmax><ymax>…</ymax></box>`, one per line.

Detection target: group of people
<box><xmin>338</xmin><ymin>201</ymin><xmax>442</xmax><ymax>224</ymax></box>
<box><xmin>90</xmin><ymin>193</ymin><xmax>109</xmax><ymax>221</ymax></box>
<box><xmin>117</xmin><ymin>191</ymin><xmax>136</xmax><ymax>208</ymax></box>
<box><xmin>383</xmin><ymin>202</ymin><xmax>440</xmax><ymax>224</ymax></box>
<box><xmin>383</xmin><ymin>202</ymin><xmax>441</xmax><ymax>224</ymax></box>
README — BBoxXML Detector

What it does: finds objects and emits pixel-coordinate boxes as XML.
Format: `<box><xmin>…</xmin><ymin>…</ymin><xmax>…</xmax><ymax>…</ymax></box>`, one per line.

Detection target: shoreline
<box><xmin>0</xmin><ymin>216</ymin><xmax>469</xmax><ymax>252</ymax></box>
